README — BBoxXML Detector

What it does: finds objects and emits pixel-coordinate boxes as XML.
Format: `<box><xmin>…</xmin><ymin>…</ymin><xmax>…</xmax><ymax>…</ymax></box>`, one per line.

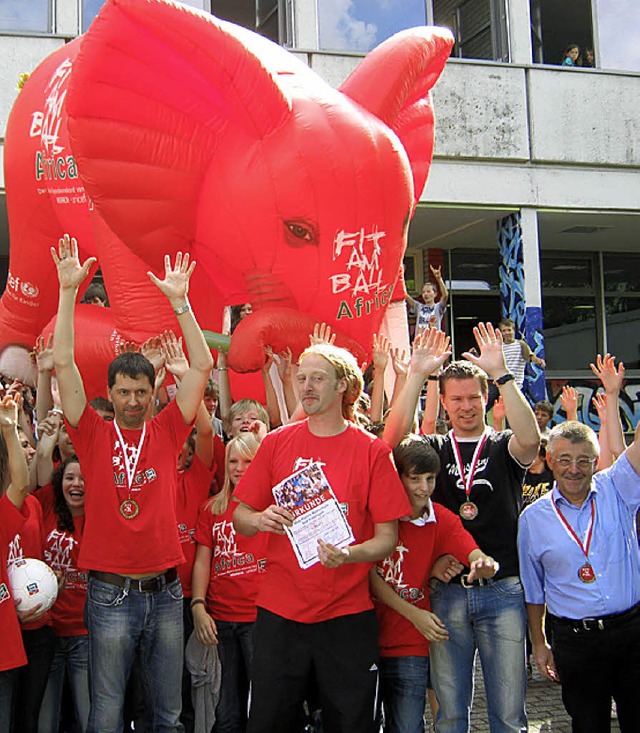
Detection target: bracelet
<box><xmin>173</xmin><ymin>303</ymin><xmax>191</xmax><ymax>316</ymax></box>
<box><xmin>190</xmin><ymin>597</ymin><xmax>206</xmax><ymax>610</ymax></box>
<box><xmin>217</xmin><ymin>367</ymin><xmax>228</xmax><ymax>372</ymax></box>
<box><xmin>495</xmin><ymin>373</ymin><xmax>516</xmax><ymax>387</ymax></box>
<box><xmin>427</xmin><ymin>375</ymin><xmax>439</xmax><ymax>382</ymax></box>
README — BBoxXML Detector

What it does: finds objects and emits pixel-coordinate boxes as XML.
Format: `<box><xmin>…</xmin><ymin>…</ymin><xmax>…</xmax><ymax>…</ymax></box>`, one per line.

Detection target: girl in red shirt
<box><xmin>191</xmin><ymin>433</ymin><xmax>268</xmax><ymax>733</ymax></box>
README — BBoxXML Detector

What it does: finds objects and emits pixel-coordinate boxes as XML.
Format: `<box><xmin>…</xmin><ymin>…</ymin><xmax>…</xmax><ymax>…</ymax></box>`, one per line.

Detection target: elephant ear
<box><xmin>66</xmin><ymin>0</ymin><xmax>292</xmax><ymax>259</ymax></box>
<box><xmin>340</xmin><ymin>27</ymin><xmax>453</xmax><ymax>205</ymax></box>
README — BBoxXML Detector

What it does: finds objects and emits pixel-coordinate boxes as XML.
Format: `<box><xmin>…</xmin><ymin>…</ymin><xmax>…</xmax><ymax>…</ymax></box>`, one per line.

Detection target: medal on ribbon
<box><xmin>451</xmin><ymin>428</ymin><xmax>489</xmax><ymax>521</ymax></box>
<box><xmin>114</xmin><ymin>422</ymin><xmax>147</xmax><ymax>520</ymax></box>
<box><xmin>552</xmin><ymin>496</ymin><xmax>596</xmax><ymax>584</ymax></box>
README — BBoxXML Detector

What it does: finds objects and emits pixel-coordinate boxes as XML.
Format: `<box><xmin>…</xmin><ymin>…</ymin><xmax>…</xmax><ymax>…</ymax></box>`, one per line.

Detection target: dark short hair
<box><xmin>107</xmin><ymin>352</ymin><xmax>155</xmax><ymax>390</ymax></box>
<box><xmin>89</xmin><ymin>396</ymin><xmax>114</xmax><ymax>414</ymax></box>
<box><xmin>393</xmin><ymin>435</ymin><xmax>441</xmax><ymax>477</ymax></box>
<box><xmin>498</xmin><ymin>318</ymin><xmax>515</xmax><ymax>329</ymax></box>
<box><xmin>82</xmin><ymin>282</ymin><xmax>108</xmax><ymax>305</ymax></box>
<box><xmin>439</xmin><ymin>360</ymin><xmax>488</xmax><ymax>398</ymax></box>
<box><xmin>534</xmin><ymin>400</ymin><xmax>553</xmax><ymax>418</ymax></box>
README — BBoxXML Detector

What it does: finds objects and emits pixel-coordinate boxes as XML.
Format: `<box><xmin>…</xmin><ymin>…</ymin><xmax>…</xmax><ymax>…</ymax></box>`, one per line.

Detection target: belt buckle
<box><xmin>581</xmin><ymin>617</ymin><xmax>604</xmax><ymax>631</ymax></box>
<box><xmin>460</xmin><ymin>574</ymin><xmax>485</xmax><ymax>589</ymax></box>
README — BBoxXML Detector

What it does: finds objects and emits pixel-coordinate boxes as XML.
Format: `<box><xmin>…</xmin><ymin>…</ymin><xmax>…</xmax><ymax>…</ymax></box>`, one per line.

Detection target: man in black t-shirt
<box><xmin>384</xmin><ymin>323</ymin><xmax>540</xmax><ymax>733</ymax></box>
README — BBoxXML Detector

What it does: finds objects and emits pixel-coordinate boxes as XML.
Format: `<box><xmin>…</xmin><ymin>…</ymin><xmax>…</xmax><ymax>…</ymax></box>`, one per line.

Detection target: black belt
<box><xmin>549</xmin><ymin>602</ymin><xmax>640</xmax><ymax>632</ymax></box>
<box><xmin>449</xmin><ymin>573</ymin><xmax>514</xmax><ymax>588</ymax></box>
<box><xmin>90</xmin><ymin>568</ymin><xmax>177</xmax><ymax>593</ymax></box>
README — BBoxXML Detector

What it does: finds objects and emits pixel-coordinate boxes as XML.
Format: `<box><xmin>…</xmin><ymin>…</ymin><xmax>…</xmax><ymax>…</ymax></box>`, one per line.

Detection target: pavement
<box><xmin>423</xmin><ymin>658</ymin><xmax>621</xmax><ymax>732</ymax></box>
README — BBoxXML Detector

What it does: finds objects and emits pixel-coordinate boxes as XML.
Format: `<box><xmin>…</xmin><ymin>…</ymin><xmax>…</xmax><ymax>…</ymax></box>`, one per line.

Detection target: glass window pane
<box><xmin>0</xmin><ymin>0</ymin><xmax>50</xmax><ymax>33</ymax></box>
<box><xmin>603</xmin><ymin>254</ymin><xmax>640</xmax><ymax>293</ymax></box>
<box><xmin>594</xmin><ymin>0</ymin><xmax>640</xmax><ymax>73</ymax></box>
<box><xmin>605</xmin><ymin>297</ymin><xmax>640</xmax><ymax>369</ymax></box>
<box><xmin>541</xmin><ymin>257</ymin><xmax>593</xmax><ymax>290</ymax></box>
<box><xmin>82</xmin><ymin>0</ymin><xmax>107</xmax><ymax>32</ymax></box>
<box><xmin>449</xmin><ymin>250</ymin><xmax>499</xmax><ymax>291</ymax></box>
<box><xmin>318</xmin><ymin>0</ymin><xmax>426</xmax><ymax>53</ymax></box>
<box><xmin>543</xmin><ymin>295</ymin><xmax>597</xmax><ymax>370</ymax></box>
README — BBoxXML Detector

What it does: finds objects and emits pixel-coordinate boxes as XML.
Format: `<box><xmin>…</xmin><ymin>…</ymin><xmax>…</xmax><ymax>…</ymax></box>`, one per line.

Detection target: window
<box><xmin>433</xmin><ymin>0</ymin><xmax>508</xmax><ymax>61</ymax></box>
<box><xmin>0</xmin><ymin>0</ymin><xmax>50</xmax><ymax>33</ymax></box>
<box><xmin>603</xmin><ymin>253</ymin><xmax>640</xmax><ymax>370</ymax></box>
<box><xmin>594</xmin><ymin>0</ymin><xmax>640</xmax><ymax>72</ymax></box>
<box><xmin>211</xmin><ymin>0</ymin><xmax>288</xmax><ymax>44</ymax></box>
<box><xmin>318</xmin><ymin>0</ymin><xmax>426</xmax><ymax>53</ymax></box>
<box><xmin>541</xmin><ymin>255</ymin><xmax>599</xmax><ymax>372</ymax></box>
<box><xmin>529</xmin><ymin>0</ymin><xmax>595</xmax><ymax>67</ymax></box>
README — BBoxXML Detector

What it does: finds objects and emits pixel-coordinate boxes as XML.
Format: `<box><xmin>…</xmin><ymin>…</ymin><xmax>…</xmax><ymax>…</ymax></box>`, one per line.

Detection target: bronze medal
<box><xmin>120</xmin><ymin>499</ymin><xmax>140</xmax><ymax>519</ymax></box>
<box><xmin>459</xmin><ymin>501</ymin><xmax>479</xmax><ymax>521</ymax></box>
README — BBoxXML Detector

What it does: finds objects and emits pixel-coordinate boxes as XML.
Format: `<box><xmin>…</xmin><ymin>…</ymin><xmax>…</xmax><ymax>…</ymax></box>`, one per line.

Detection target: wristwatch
<box><xmin>495</xmin><ymin>373</ymin><xmax>515</xmax><ymax>387</ymax></box>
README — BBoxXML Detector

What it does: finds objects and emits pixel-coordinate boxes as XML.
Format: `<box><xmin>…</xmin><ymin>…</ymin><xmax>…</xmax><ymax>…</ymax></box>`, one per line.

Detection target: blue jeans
<box><xmin>85</xmin><ymin>576</ymin><xmax>185</xmax><ymax>733</ymax></box>
<box><xmin>214</xmin><ymin>620</ymin><xmax>254</xmax><ymax>733</ymax></box>
<box><xmin>379</xmin><ymin>656</ymin><xmax>429</xmax><ymax>733</ymax></box>
<box><xmin>428</xmin><ymin>577</ymin><xmax>527</xmax><ymax>733</ymax></box>
<box><xmin>38</xmin><ymin>635</ymin><xmax>90</xmax><ymax>733</ymax></box>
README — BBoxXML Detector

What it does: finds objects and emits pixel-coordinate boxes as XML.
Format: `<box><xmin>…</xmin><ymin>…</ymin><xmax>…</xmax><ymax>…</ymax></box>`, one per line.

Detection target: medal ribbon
<box><xmin>114</xmin><ymin>422</ymin><xmax>147</xmax><ymax>491</ymax></box>
<box><xmin>450</xmin><ymin>427</ymin><xmax>489</xmax><ymax>500</ymax></box>
<box><xmin>552</xmin><ymin>494</ymin><xmax>595</xmax><ymax>561</ymax></box>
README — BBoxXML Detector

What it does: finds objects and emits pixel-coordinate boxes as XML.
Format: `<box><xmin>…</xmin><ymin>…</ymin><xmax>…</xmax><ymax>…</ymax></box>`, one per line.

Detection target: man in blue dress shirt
<box><xmin>518</xmin><ymin>419</ymin><xmax>640</xmax><ymax>733</ymax></box>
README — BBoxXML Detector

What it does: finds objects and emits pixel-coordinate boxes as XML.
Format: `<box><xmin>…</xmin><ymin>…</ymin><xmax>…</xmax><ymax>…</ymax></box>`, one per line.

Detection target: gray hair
<box><xmin>547</xmin><ymin>420</ymin><xmax>600</xmax><ymax>456</ymax></box>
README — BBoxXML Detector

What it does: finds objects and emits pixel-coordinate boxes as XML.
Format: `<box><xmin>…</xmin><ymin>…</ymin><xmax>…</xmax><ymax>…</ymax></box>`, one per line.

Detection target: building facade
<box><xmin>1</xmin><ymin>0</ymin><xmax>638</xmax><ymax>430</ymax></box>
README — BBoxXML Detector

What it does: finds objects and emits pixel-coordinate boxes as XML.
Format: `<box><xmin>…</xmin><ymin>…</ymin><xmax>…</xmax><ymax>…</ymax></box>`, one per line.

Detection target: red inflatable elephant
<box><xmin>0</xmin><ymin>0</ymin><xmax>453</xmax><ymax>399</ymax></box>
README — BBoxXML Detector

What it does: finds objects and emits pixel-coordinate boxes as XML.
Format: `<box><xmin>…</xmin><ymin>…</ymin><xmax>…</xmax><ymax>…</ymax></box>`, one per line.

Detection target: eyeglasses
<box><xmin>553</xmin><ymin>457</ymin><xmax>597</xmax><ymax>469</ymax></box>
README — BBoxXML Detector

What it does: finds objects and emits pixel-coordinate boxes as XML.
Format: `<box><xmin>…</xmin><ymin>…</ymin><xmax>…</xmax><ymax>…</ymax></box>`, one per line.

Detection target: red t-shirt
<box><xmin>0</xmin><ymin>494</ymin><xmax>28</xmax><ymax>671</ymax></box>
<box><xmin>8</xmin><ymin>494</ymin><xmax>51</xmax><ymax>631</ymax></box>
<box><xmin>35</xmin><ymin>484</ymin><xmax>56</xmax><ymax>527</ymax></box>
<box><xmin>176</xmin><ymin>456</ymin><xmax>214</xmax><ymax>597</ymax></box>
<box><xmin>375</xmin><ymin>503</ymin><xmax>478</xmax><ymax>657</ymax></box>
<box><xmin>66</xmin><ymin>401</ymin><xmax>193</xmax><ymax>574</ymax></box>
<box><xmin>233</xmin><ymin>421</ymin><xmax>412</xmax><ymax>623</ymax></box>
<box><xmin>43</xmin><ymin>513</ymin><xmax>87</xmax><ymax>637</ymax></box>
<box><xmin>195</xmin><ymin>501</ymin><xmax>268</xmax><ymax>622</ymax></box>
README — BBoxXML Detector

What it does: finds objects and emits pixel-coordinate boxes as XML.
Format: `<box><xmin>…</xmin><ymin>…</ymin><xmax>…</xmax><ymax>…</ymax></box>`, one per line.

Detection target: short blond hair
<box><xmin>299</xmin><ymin>344</ymin><xmax>363</xmax><ymax>422</ymax></box>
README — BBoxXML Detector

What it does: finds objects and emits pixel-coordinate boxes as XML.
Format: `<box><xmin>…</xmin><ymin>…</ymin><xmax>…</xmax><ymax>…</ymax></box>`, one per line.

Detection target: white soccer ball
<box><xmin>8</xmin><ymin>558</ymin><xmax>58</xmax><ymax>614</ymax></box>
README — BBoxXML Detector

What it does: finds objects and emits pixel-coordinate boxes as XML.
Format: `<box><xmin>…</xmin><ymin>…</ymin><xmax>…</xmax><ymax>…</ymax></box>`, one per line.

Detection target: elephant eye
<box><xmin>284</xmin><ymin>220</ymin><xmax>318</xmax><ymax>246</ymax></box>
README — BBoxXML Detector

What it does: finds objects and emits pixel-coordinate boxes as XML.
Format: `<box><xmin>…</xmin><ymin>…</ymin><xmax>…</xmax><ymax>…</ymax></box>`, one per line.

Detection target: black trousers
<box><xmin>551</xmin><ymin>611</ymin><xmax>640</xmax><ymax>733</ymax></box>
<box><xmin>248</xmin><ymin>608</ymin><xmax>380</xmax><ymax>733</ymax></box>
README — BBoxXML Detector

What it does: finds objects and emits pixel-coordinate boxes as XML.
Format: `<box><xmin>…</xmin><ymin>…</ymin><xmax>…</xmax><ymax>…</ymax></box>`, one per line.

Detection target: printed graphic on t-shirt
<box><xmin>0</xmin><ymin>583</ymin><xmax>10</xmax><ymax>604</ymax></box>
<box><xmin>177</xmin><ymin>523</ymin><xmax>196</xmax><ymax>546</ymax></box>
<box><xmin>446</xmin><ymin>457</ymin><xmax>493</xmax><ymax>493</ymax></box>
<box><xmin>112</xmin><ymin>438</ymin><xmax>158</xmax><ymax>490</ymax></box>
<box><xmin>7</xmin><ymin>533</ymin><xmax>23</xmax><ymax>565</ymax></box>
<box><xmin>212</xmin><ymin>519</ymin><xmax>263</xmax><ymax>577</ymax></box>
<box><xmin>44</xmin><ymin>529</ymin><xmax>87</xmax><ymax>590</ymax></box>
<box><xmin>378</xmin><ymin>543</ymin><xmax>424</xmax><ymax>603</ymax></box>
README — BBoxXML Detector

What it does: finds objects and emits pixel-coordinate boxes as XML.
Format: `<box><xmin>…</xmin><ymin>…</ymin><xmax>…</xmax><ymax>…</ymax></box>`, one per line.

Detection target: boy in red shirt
<box><xmin>371</xmin><ymin>436</ymin><xmax>498</xmax><ymax>733</ymax></box>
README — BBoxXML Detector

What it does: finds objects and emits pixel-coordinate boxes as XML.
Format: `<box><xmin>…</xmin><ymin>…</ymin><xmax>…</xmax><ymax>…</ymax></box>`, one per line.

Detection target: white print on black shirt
<box><xmin>447</xmin><ymin>456</ymin><xmax>494</xmax><ymax>493</ymax></box>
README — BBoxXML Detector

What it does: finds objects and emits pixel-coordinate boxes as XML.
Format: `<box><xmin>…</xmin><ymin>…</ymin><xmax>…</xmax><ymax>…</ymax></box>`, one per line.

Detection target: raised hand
<box><xmin>117</xmin><ymin>340</ymin><xmax>138</xmax><ymax>355</ymax></box>
<box><xmin>390</xmin><ymin>348</ymin><xmax>410</xmax><ymax>377</ymax></box>
<box><xmin>410</xmin><ymin>328</ymin><xmax>451</xmax><ymax>378</ymax></box>
<box><xmin>462</xmin><ymin>322</ymin><xmax>507</xmax><ymax>380</ymax></box>
<box><xmin>148</xmin><ymin>252</ymin><xmax>195</xmax><ymax>304</ymax></box>
<box><xmin>140</xmin><ymin>336</ymin><xmax>166</xmax><ymax>372</ymax></box>
<box><xmin>161</xmin><ymin>330</ymin><xmax>189</xmax><ymax>380</ymax></box>
<box><xmin>32</xmin><ymin>335</ymin><xmax>54</xmax><ymax>372</ymax></box>
<box><xmin>50</xmin><ymin>234</ymin><xmax>96</xmax><ymax>290</ymax></box>
<box><xmin>430</xmin><ymin>264</ymin><xmax>443</xmax><ymax>280</ymax></box>
<box><xmin>0</xmin><ymin>394</ymin><xmax>18</xmax><ymax>430</ymax></box>
<box><xmin>371</xmin><ymin>334</ymin><xmax>390</xmax><ymax>371</ymax></box>
<box><xmin>590</xmin><ymin>353</ymin><xmax>624</xmax><ymax>394</ymax></box>
<box><xmin>262</xmin><ymin>346</ymin><xmax>275</xmax><ymax>374</ymax></box>
<box><xmin>560</xmin><ymin>385</ymin><xmax>579</xmax><ymax>419</ymax></box>
<box><xmin>310</xmin><ymin>322</ymin><xmax>336</xmax><ymax>346</ymax></box>
<box><xmin>592</xmin><ymin>392</ymin><xmax>607</xmax><ymax>423</ymax></box>
<box><xmin>274</xmin><ymin>348</ymin><xmax>294</xmax><ymax>383</ymax></box>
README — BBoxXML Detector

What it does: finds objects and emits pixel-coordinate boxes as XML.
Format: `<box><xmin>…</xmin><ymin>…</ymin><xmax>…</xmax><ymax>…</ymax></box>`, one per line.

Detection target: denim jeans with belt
<box><xmin>85</xmin><ymin>575</ymin><xmax>185</xmax><ymax>733</ymax></box>
<box><xmin>428</xmin><ymin>577</ymin><xmax>527</xmax><ymax>733</ymax></box>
